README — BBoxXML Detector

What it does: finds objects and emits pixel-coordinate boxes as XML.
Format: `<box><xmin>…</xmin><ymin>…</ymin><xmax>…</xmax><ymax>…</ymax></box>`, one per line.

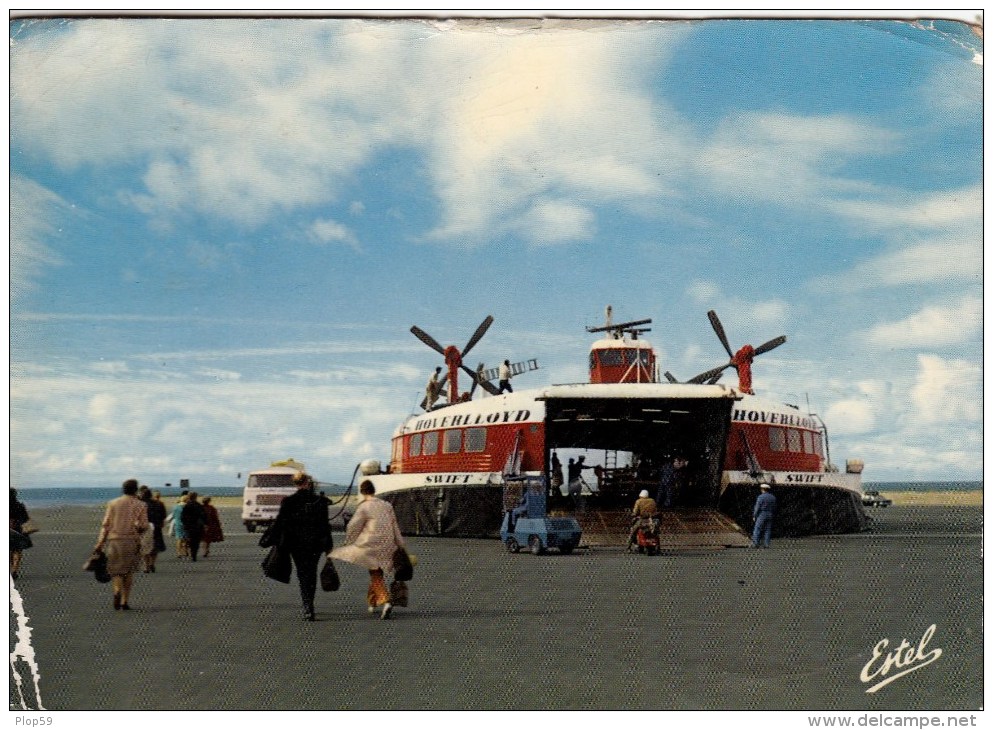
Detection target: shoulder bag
<box><xmin>320</xmin><ymin>557</ymin><xmax>340</xmax><ymax>592</ymax></box>
<box><xmin>261</xmin><ymin>544</ymin><xmax>292</xmax><ymax>584</ymax></box>
<box><xmin>393</xmin><ymin>547</ymin><xmax>414</xmax><ymax>582</ymax></box>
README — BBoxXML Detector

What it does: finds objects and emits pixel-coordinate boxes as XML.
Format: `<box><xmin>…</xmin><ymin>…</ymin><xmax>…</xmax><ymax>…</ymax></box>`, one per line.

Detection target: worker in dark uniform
<box><xmin>751</xmin><ymin>483</ymin><xmax>777</xmax><ymax>548</ymax></box>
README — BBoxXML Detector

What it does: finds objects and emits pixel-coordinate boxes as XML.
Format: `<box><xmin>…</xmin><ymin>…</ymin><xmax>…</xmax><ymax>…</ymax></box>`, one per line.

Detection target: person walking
<box><xmin>497</xmin><ymin>359</ymin><xmax>513</xmax><ymax>393</ymax></box>
<box><xmin>550</xmin><ymin>452</ymin><xmax>563</xmax><ymax>494</ymax></box>
<box><xmin>655</xmin><ymin>457</ymin><xmax>677</xmax><ymax>508</ymax></box>
<box><xmin>201</xmin><ymin>496</ymin><xmax>225</xmax><ymax>557</ymax></box>
<box><xmin>171</xmin><ymin>496</ymin><xmax>189</xmax><ymax>559</ymax></box>
<box><xmin>137</xmin><ymin>486</ymin><xmax>160</xmax><ymax>573</ymax></box>
<box><xmin>181</xmin><ymin>492</ymin><xmax>207</xmax><ymax>562</ymax></box>
<box><xmin>330</xmin><ymin>480</ymin><xmax>406</xmax><ymax>620</ymax></box>
<box><xmin>271</xmin><ymin>472</ymin><xmax>333</xmax><ymax>621</ymax></box>
<box><xmin>9</xmin><ymin>488</ymin><xmax>32</xmax><ymax>580</ymax></box>
<box><xmin>147</xmin><ymin>490</ymin><xmax>168</xmax><ymax>568</ymax></box>
<box><xmin>94</xmin><ymin>479</ymin><xmax>150</xmax><ymax>610</ymax></box>
<box><xmin>751</xmin><ymin>483</ymin><xmax>777</xmax><ymax>548</ymax></box>
<box><xmin>567</xmin><ymin>455</ymin><xmax>593</xmax><ymax>502</ymax></box>
<box><xmin>425</xmin><ymin>366</ymin><xmax>443</xmax><ymax>410</ymax></box>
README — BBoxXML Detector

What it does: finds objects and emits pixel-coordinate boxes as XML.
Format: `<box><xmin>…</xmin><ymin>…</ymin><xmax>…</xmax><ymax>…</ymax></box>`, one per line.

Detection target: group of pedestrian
<box><xmin>167</xmin><ymin>491</ymin><xmax>224</xmax><ymax>561</ymax></box>
<box><xmin>84</xmin><ymin>480</ymin><xmax>227</xmax><ymax>611</ymax></box>
<box><xmin>269</xmin><ymin>474</ymin><xmax>407</xmax><ymax>622</ymax></box>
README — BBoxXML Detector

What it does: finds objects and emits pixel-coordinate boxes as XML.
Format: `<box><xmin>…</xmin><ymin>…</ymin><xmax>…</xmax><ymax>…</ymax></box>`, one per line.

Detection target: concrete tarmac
<box><xmin>9</xmin><ymin>503</ymin><xmax>984</xmax><ymax>711</ymax></box>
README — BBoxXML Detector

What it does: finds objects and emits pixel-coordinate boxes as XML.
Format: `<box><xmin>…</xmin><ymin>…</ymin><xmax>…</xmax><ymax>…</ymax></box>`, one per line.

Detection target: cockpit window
<box><xmin>598</xmin><ymin>350</ymin><xmax>624</xmax><ymax>366</ymax></box>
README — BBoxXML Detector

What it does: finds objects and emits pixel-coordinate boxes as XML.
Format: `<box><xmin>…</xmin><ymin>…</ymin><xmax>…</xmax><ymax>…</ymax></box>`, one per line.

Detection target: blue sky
<box><xmin>9</xmin><ymin>16</ymin><xmax>983</xmax><ymax>489</ymax></box>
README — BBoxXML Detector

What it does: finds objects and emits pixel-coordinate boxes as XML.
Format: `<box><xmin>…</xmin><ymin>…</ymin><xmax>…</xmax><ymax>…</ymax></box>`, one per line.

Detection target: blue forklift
<box><xmin>500</xmin><ymin>476</ymin><xmax>582</xmax><ymax>555</ymax></box>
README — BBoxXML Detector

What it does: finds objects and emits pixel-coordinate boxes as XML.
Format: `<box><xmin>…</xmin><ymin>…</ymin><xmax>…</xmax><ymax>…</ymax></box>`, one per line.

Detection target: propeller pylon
<box><xmin>688</xmin><ymin>310</ymin><xmax>786</xmax><ymax>394</ymax></box>
<box><xmin>410</xmin><ymin>317</ymin><xmax>500</xmax><ymax>406</ymax></box>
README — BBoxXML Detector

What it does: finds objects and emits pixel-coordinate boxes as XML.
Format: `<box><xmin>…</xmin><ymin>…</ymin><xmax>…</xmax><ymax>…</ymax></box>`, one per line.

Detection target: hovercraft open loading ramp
<box><xmin>541</xmin><ymin>383</ymin><xmax>749</xmax><ymax>547</ymax></box>
<box><xmin>571</xmin><ymin>508</ymin><xmax>753</xmax><ymax>549</ymax></box>
<box><xmin>383</xmin><ymin>383</ymin><xmax>743</xmax><ymax>539</ymax></box>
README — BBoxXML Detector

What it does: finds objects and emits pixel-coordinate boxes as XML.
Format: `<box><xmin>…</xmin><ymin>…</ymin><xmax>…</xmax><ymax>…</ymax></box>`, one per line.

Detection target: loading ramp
<box><xmin>569</xmin><ymin>507</ymin><xmax>753</xmax><ymax>549</ymax></box>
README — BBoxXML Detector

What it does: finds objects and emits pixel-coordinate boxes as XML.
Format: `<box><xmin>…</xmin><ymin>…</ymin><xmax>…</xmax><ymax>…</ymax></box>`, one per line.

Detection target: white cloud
<box><xmin>697</xmin><ymin>112</ymin><xmax>896</xmax><ymax>205</ymax></box>
<box><xmin>830</xmin><ymin>236</ymin><xmax>981</xmax><ymax>291</ymax></box>
<box><xmin>197</xmin><ymin>368</ymin><xmax>242</xmax><ymax>381</ymax></box>
<box><xmin>423</xmin><ymin>23</ymin><xmax>690</xmax><ymax>243</ymax></box>
<box><xmin>859</xmin><ymin>295</ymin><xmax>982</xmax><ymax>350</ymax></box>
<box><xmin>910</xmin><ymin>354</ymin><xmax>982</xmax><ymax>425</ymax></box>
<box><xmin>686</xmin><ymin>280</ymin><xmax>720</xmax><ymax>304</ymax></box>
<box><xmin>90</xmin><ymin>361</ymin><xmax>130</xmax><ymax>374</ymax></box>
<box><xmin>519</xmin><ymin>200</ymin><xmax>595</xmax><ymax>244</ymax></box>
<box><xmin>823</xmin><ymin>399</ymin><xmax>876</xmax><ymax>435</ymax></box>
<box><xmin>307</xmin><ymin>218</ymin><xmax>360</xmax><ymax>250</ymax></box>
<box><xmin>831</xmin><ymin>184</ymin><xmax>981</xmax><ymax>233</ymax></box>
<box><xmin>10</xmin><ymin>176</ymin><xmax>66</xmax><ymax>301</ymax></box>
<box><xmin>10</xmin><ymin>368</ymin><xmax>412</xmax><ymax>486</ymax></box>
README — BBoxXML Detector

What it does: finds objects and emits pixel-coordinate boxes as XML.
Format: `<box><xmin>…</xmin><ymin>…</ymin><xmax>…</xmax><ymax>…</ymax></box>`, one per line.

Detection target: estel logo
<box><xmin>860</xmin><ymin>624</ymin><xmax>942</xmax><ymax>693</ymax></box>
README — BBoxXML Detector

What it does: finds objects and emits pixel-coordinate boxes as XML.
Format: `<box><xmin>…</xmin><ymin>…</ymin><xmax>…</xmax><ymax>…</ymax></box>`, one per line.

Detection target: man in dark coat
<box><xmin>272</xmin><ymin>473</ymin><xmax>333</xmax><ymax>621</ymax></box>
<box><xmin>180</xmin><ymin>492</ymin><xmax>207</xmax><ymax>562</ymax></box>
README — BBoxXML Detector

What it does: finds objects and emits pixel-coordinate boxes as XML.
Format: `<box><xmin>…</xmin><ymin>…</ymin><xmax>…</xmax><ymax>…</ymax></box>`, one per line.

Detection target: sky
<box><xmin>8</xmin><ymin>14</ymin><xmax>984</xmax><ymax>490</ymax></box>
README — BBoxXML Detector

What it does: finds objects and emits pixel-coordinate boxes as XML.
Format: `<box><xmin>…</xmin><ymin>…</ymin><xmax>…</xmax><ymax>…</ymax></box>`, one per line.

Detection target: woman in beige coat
<box><xmin>95</xmin><ymin>479</ymin><xmax>150</xmax><ymax>610</ymax></box>
<box><xmin>330</xmin><ymin>480</ymin><xmax>406</xmax><ymax>619</ymax></box>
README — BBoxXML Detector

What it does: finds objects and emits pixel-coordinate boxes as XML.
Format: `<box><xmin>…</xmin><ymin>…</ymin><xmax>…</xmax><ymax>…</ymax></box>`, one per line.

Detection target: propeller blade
<box><xmin>463</xmin><ymin>362</ymin><xmax>499</xmax><ymax>395</ymax></box>
<box><xmin>707</xmin><ymin>310</ymin><xmax>734</xmax><ymax>359</ymax></box>
<box><xmin>753</xmin><ymin>335</ymin><xmax>787</xmax><ymax>357</ymax></box>
<box><xmin>663</xmin><ymin>371</ymin><xmax>679</xmax><ymax>384</ymax></box>
<box><xmin>469</xmin><ymin>362</ymin><xmax>485</xmax><ymax>396</ymax></box>
<box><xmin>706</xmin><ymin>372</ymin><xmax>724</xmax><ymax>385</ymax></box>
<box><xmin>687</xmin><ymin>363</ymin><xmax>732</xmax><ymax>384</ymax></box>
<box><xmin>462</xmin><ymin>315</ymin><xmax>494</xmax><ymax>357</ymax></box>
<box><xmin>410</xmin><ymin>325</ymin><xmax>446</xmax><ymax>356</ymax></box>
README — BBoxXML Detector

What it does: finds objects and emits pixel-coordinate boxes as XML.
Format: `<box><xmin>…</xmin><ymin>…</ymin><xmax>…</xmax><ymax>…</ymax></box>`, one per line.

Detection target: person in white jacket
<box><xmin>330</xmin><ymin>480</ymin><xmax>406</xmax><ymax>619</ymax></box>
<box><xmin>498</xmin><ymin>359</ymin><xmax>513</xmax><ymax>393</ymax></box>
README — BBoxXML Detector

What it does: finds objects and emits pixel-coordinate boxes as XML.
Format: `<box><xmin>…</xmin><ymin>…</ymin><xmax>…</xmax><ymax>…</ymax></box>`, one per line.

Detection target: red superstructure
<box><xmin>364</xmin><ymin>308</ymin><xmax>866</xmax><ymax>539</ymax></box>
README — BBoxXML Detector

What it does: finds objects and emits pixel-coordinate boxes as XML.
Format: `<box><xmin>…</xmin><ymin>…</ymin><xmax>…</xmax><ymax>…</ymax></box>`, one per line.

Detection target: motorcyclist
<box><xmin>627</xmin><ymin>489</ymin><xmax>660</xmax><ymax>551</ymax></box>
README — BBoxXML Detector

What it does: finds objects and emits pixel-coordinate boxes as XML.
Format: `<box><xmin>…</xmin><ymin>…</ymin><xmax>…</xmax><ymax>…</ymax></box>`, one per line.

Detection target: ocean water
<box><xmin>15</xmin><ymin>484</ymin><xmax>351</xmax><ymax>507</ymax></box>
<box><xmin>13</xmin><ymin>480</ymin><xmax>981</xmax><ymax>508</ymax></box>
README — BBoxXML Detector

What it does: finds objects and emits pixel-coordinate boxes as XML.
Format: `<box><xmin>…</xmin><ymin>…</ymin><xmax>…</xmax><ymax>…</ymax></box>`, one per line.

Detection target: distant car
<box><xmin>861</xmin><ymin>490</ymin><xmax>893</xmax><ymax>507</ymax></box>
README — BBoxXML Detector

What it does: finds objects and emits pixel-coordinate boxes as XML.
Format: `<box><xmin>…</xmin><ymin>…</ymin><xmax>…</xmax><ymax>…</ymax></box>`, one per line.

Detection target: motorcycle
<box><xmin>629</xmin><ymin>516</ymin><xmax>661</xmax><ymax>555</ymax></box>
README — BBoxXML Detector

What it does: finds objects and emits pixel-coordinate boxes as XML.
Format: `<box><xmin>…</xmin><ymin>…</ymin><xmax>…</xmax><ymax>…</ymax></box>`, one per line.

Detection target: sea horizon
<box><xmin>11</xmin><ymin>480</ymin><xmax>983</xmax><ymax>508</ymax></box>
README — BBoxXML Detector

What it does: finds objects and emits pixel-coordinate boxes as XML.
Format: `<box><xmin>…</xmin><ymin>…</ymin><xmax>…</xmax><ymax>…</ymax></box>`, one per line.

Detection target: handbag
<box><xmin>258</xmin><ymin>522</ymin><xmax>281</xmax><ymax>549</ymax></box>
<box><xmin>320</xmin><ymin>557</ymin><xmax>340</xmax><ymax>592</ymax></box>
<box><xmin>10</xmin><ymin>528</ymin><xmax>32</xmax><ymax>551</ymax></box>
<box><xmin>261</xmin><ymin>544</ymin><xmax>292</xmax><ymax>584</ymax></box>
<box><xmin>83</xmin><ymin>549</ymin><xmax>111</xmax><ymax>583</ymax></box>
<box><xmin>392</xmin><ymin>547</ymin><xmax>414</xmax><ymax>582</ymax></box>
<box><xmin>389</xmin><ymin>580</ymin><xmax>409</xmax><ymax>607</ymax></box>
<box><xmin>20</xmin><ymin>519</ymin><xmax>38</xmax><ymax>535</ymax></box>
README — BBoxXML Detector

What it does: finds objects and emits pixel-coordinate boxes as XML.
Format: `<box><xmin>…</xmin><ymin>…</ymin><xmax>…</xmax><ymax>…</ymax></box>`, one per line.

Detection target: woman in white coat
<box><xmin>330</xmin><ymin>480</ymin><xmax>406</xmax><ymax>619</ymax></box>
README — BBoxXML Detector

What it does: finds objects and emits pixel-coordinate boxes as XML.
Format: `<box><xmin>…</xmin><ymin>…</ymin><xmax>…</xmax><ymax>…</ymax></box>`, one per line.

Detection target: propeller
<box><xmin>469</xmin><ymin>362</ymin><xmax>486</xmax><ymax>397</ymax></box>
<box><xmin>410</xmin><ymin>325</ymin><xmax>446</xmax><ymax>356</ymax></box>
<box><xmin>462</xmin><ymin>316</ymin><xmax>493</xmax><ymax>358</ymax></box>
<box><xmin>669</xmin><ymin>369</ymin><xmax>724</xmax><ymax>386</ymax></box>
<box><xmin>410</xmin><ymin>317</ymin><xmax>501</xmax><ymax>403</ymax></box>
<box><xmin>708</xmin><ymin>310</ymin><xmax>734</xmax><ymax>359</ymax></box>
<box><xmin>694</xmin><ymin>310</ymin><xmax>786</xmax><ymax>394</ymax></box>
